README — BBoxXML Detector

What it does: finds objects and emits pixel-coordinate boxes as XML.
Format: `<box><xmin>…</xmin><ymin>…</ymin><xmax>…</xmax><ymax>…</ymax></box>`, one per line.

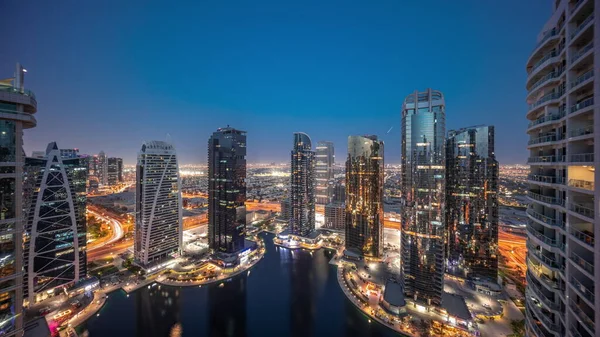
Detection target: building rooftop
<box><xmin>441</xmin><ymin>292</ymin><xmax>472</xmax><ymax>321</ymax></box>
<box><xmin>383</xmin><ymin>280</ymin><xmax>406</xmax><ymax>307</ymax></box>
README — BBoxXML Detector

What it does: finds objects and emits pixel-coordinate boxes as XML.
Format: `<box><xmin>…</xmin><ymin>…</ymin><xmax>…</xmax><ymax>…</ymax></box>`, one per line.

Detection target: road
<box><xmin>88</xmin><ymin>209</ymin><xmax>124</xmax><ymax>246</ymax></box>
<box><xmin>498</xmin><ymin>228</ymin><xmax>527</xmax><ymax>278</ymax></box>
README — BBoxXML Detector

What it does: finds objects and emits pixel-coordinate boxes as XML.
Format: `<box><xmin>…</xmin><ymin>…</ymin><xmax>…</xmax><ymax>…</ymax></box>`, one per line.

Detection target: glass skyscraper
<box><xmin>289</xmin><ymin>132</ymin><xmax>315</xmax><ymax>237</ymax></box>
<box><xmin>107</xmin><ymin>157</ymin><xmax>123</xmax><ymax>186</ymax></box>
<box><xmin>401</xmin><ymin>88</ymin><xmax>445</xmax><ymax>306</ymax></box>
<box><xmin>134</xmin><ymin>141</ymin><xmax>182</xmax><ymax>266</ymax></box>
<box><xmin>445</xmin><ymin>125</ymin><xmax>498</xmax><ymax>281</ymax></box>
<box><xmin>208</xmin><ymin>127</ymin><xmax>247</xmax><ymax>254</ymax></box>
<box><xmin>0</xmin><ymin>63</ymin><xmax>37</xmax><ymax>335</ymax></box>
<box><xmin>23</xmin><ymin>142</ymin><xmax>88</xmax><ymax>304</ymax></box>
<box><xmin>345</xmin><ymin>135</ymin><xmax>384</xmax><ymax>258</ymax></box>
<box><xmin>315</xmin><ymin>141</ymin><xmax>334</xmax><ymax>205</ymax></box>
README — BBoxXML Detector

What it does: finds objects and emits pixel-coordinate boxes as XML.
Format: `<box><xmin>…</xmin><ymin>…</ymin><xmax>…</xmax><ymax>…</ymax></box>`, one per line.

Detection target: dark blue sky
<box><xmin>2</xmin><ymin>0</ymin><xmax>550</xmax><ymax>165</ymax></box>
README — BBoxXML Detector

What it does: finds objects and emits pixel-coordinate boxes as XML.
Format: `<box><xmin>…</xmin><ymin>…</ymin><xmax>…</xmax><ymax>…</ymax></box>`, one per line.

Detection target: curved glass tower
<box><xmin>345</xmin><ymin>135</ymin><xmax>384</xmax><ymax>258</ymax></box>
<box><xmin>289</xmin><ymin>132</ymin><xmax>315</xmax><ymax>237</ymax></box>
<box><xmin>401</xmin><ymin>88</ymin><xmax>445</xmax><ymax>306</ymax></box>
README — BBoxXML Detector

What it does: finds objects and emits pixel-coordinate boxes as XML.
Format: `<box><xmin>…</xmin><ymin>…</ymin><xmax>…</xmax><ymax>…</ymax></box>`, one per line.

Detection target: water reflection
<box><xmin>208</xmin><ymin>275</ymin><xmax>247</xmax><ymax>337</ymax></box>
<box><xmin>137</xmin><ymin>285</ymin><xmax>181</xmax><ymax>337</ymax></box>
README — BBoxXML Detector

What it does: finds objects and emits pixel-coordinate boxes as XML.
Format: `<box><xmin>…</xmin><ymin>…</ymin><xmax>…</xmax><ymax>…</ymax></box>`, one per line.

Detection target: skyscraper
<box><xmin>345</xmin><ymin>135</ymin><xmax>384</xmax><ymax>258</ymax></box>
<box><xmin>289</xmin><ymin>132</ymin><xmax>315</xmax><ymax>237</ymax></box>
<box><xmin>208</xmin><ymin>127</ymin><xmax>247</xmax><ymax>254</ymax></box>
<box><xmin>134</xmin><ymin>141</ymin><xmax>182</xmax><ymax>266</ymax></box>
<box><xmin>324</xmin><ymin>202</ymin><xmax>345</xmax><ymax>230</ymax></box>
<box><xmin>445</xmin><ymin>125</ymin><xmax>498</xmax><ymax>281</ymax></box>
<box><xmin>59</xmin><ymin>148</ymin><xmax>79</xmax><ymax>159</ymax></box>
<box><xmin>23</xmin><ymin>142</ymin><xmax>87</xmax><ymax>304</ymax></box>
<box><xmin>97</xmin><ymin>151</ymin><xmax>108</xmax><ymax>186</ymax></box>
<box><xmin>401</xmin><ymin>89</ymin><xmax>445</xmax><ymax>306</ymax></box>
<box><xmin>107</xmin><ymin>157</ymin><xmax>123</xmax><ymax>186</ymax></box>
<box><xmin>0</xmin><ymin>63</ymin><xmax>36</xmax><ymax>336</ymax></box>
<box><xmin>525</xmin><ymin>2</ymin><xmax>598</xmax><ymax>336</ymax></box>
<box><xmin>315</xmin><ymin>141</ymin><xmax>334</xmax><ymax>205</ymax></box>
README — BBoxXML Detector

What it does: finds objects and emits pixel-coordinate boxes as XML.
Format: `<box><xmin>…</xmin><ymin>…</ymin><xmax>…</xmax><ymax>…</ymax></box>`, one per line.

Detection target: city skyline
<box><xmin>3</xmin><ymin>1</ymin><xmax>553</xmax><ymax>165</ymax></box>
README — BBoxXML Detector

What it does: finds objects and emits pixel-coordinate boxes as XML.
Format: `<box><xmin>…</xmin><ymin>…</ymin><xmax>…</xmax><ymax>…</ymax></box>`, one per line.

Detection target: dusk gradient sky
<box><xmin>2</xmin><ymin>0</ymin><xmax>551</xmax><ymax>165</ymax></box>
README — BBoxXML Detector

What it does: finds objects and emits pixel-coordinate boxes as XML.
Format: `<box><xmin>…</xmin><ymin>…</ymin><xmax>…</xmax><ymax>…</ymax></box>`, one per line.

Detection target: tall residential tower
<box><xmin>0</xmin><ymin>63</ymin><xmax>37</xmax><ymax>335</ymax></box>
<box><xmin>315</xmin><ymin>141</ymin><xmax>334</xmax><ymax>205</ymax></box>
<box><xmin>289</xmin><ymin>133</ymin><xmax>315</xmax><ymax>237</ymax></box>
<box><xmin>134</xmin><ymin>141</ymin><xmax>182</xmax><ymax>266</ymax></box>
<box><xmin>401</xmin><ymin>89</ymin><xmax>446</xmax><ymax>306</ymax></box>
<box><xmin>208</xmin><ymin>127</ymin><xmax>247</xmax><ymax>254</ymax></box>
<box><xmin>525</xmin><ymin>1</ymin><xmax>598</xmax><ymax>336</ymax></box>
<box><xmin>445</xmin><ymin>126</ymin><xmax>499</xmax><ymax>281</ymax></box>
<box><xmin>345</xmin><ymin>135</ymin><xmax>384</xmax><ymax>258</ymax></box>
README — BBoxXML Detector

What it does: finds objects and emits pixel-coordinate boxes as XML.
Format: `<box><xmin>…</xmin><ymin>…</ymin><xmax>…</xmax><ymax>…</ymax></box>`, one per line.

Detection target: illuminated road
<box><xmin>498</xmin><ymin>228</ymin><xmax>527</xmax><ymax>278</ymax></box>
<box><xmin>88</xmin><ymin>209</ymin><xmax>124</xmax><ymax>246</ymax></box>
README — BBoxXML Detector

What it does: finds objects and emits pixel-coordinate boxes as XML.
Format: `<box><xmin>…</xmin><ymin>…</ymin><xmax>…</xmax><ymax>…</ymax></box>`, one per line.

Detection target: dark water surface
<box><xmin>79</xmin><ymin>232</ymin><xmax>398</xmax><ymax>337</ymax></box>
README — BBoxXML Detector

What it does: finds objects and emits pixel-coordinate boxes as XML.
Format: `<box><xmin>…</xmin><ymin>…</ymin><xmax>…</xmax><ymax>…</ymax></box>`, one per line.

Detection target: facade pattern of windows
<box><xmin>97</xmin><ymin>151</ymin><xmax>107</xmax><ymax>186</ymax></box>
<box><xmin>345</xmin><ymin>135</ymin><xmax>384</xmax><ymax>258</ymax></box>
<box><xmin>401</xmin><ymin>89</ymin><xmax>445</xmax><ymax>306</ymax></box>
<box><xmin>207</xmin><ymin>127</ymin><xmax>247</xmax><ymax>254</ymax></box>
<box><xmin>23</xmin><ymin>142</ymin><xmax>87</xmax><ymax>304</ymax></box>
<box><xmin>445</xmin><ymin>126</ymin><xmax>499</xmax><ymax>281</ymax></box>
<box><xmin>134</xmin><ymin>141</ymin><xmax>182</xmax><ymax>266</ymax></box>
<box><xmin>0</xmin><ymin>63</ymin><xmax>37</xmax><ymax>336</ymax></box>
<box><xmin>107</xmin><ymin>157</ymin><xmax>123</xmax><ymax>186</ymax></box>
<box><xmin>289</xmin><ymin>132</ymin><xmax>315</xmax><ymax>238</ymax></box>
<box><xmin>315</xmin><ymin>141</ymin><xmax>334</xmax><ymax>205</ymax></box>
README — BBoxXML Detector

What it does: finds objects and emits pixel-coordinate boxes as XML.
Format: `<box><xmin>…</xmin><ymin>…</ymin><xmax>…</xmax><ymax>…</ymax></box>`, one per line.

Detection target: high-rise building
<box><xmin>31</xmin><ymin>151</ymin><xmax>45</xmax><ymax>159</ymax></box>
<box><xmin>97</xmin><ymin>151</ymin><xmax>108</xmax><ymax>186</ymax></box>
<box><xmin>345</xmin><ymin>135</ymin><xmax>384</xmax><ymax>258</ymax></box>
<box><xmin>289</xmin><ymin>132</ymin><xmax>315</xmax><ymax>237</ymax></box>
<box><xmin>208</xmin><ymin>127</ymin><xmax>247</xmax><ymax>254</ymax></box>
<box><xmin>401</xmin><ymin>89</ymin><xmax>445</xmax><ymax>306</ymax></box>
<box><xmin>315</xmin><ymin>141</ymin><xmax>334</xmax><ymax>205</ymax></box>
<box><xmin>0</xmin><ymin>63</ymin><xmax>37</xmax><ymax>335</ymax></box>
<box><xmin>107</xmin><ymin>157</ymin><xmax>123</xmax><ymax>186</ymax></box>
<box><xmin>280</xmin><ymin>198</ymin><xmax>291</xmax><ymax>220</ymax></box>
<box><xmin>332</xmin><ymin>181</ymin><xmax>345</xmax><ymax>203</ymax></box>
<box><xmin>445</xmin><ymin>126</ymin><xmax>498</xmax><ymax>281</ymax></box>
<box><xmin>59</xmin><ymin>148</ymin><xmax>79</xmax><ymax>159</ymax></box>
<box><xmin>134</xmin><ymin>141</ymin><xmax>182</xmax><ymax>266</ymax></box>
<box><xmin>525</xmin><ymin>2</ymin><xmax>598</xmax><ymax>336</ymax></box>
<box><xmin>23</xmin><ymin>142</ymin><xmax>87</xmax><ymax>304</ymax></box>
<box><xmin>324</xmin><ymin>202</ymin><xmax>345</xmax><ymax>230</ymax></box>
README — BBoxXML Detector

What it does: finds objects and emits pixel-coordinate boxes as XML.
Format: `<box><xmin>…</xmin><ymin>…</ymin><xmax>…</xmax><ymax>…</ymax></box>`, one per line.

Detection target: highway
<box><xmin>88</xmin><ymin>209</ymin><xmax>124</xmax><ymax>246</ymax></box>
<box><xmin>498</xmin><ymin>228</ymin><xmax>527</xmax><ymax>278</ymax></box>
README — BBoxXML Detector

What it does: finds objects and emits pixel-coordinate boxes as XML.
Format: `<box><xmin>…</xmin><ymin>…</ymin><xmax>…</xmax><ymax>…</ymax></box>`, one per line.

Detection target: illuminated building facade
<box><xmin>0</xmin><ymin>63</ymin><xmax>36</xmax><ymax>335</ymax></box>
<box><xmin>134</xmin><ymin>141</ymin><xmax>182</xmax><ymax>266</ymax></box>
<box><xmin>345</xmin><ymin>135</ymin><xmax>384</xmax><ymax>258</ymax></box>
<box><xmin>23</xmin><ymin>142</ymin><xmax>87</xmax><ymax>304</ymax></box>
<box><xmin>107</xmin><ymin>157</ymin><xmax>123</xmax><ymax>186</ymax></box>
<box><xmin>525</xmin><ymin>1</ymin><xmax>599</xmax><ymax>336</ymax></box>
<box><xmin>401</xmin><ymin>88</ymin><xmax>445</xmax><ymax>306</ymax></box>
<box><xmin>208</xmin><ymin>127</ymin><xmax>247</xmax><ymax>254</ymax></box>
<box><xmin>315</xmin><ymin>141</ymin><xmax>334</xmax><ymax>205</ymax></box>
<box><xmin>445</xmin><ymin>125</ymin><xmax>498</xmax><ymax>281</ymax></box>
<box><xmin>289</xmin><ymin>132</ymin><xmax>315</xmax><ymax>237</ymax></box>
<box><xmin>97</xmin><ymin>150</ymin><xmax>107</xmax><ymax>186</ymax></box>
<box><xmin>324</xmin><ymin>202</ymin><xmax>345</xmax><ymax>230</ymax></box>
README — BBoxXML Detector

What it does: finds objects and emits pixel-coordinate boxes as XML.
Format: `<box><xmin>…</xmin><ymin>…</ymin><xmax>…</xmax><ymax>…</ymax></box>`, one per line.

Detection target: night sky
<box><xmin>2</xmin><ymin>1</ymin><xmax>550</xmax><ymax>165</ymax></box>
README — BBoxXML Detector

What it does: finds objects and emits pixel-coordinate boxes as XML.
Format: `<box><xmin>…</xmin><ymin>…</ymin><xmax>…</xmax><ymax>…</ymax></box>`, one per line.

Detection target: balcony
<box><xmin>571</xmin><ymin>0</ymin><xmax>587</xmax><ymax>15</ymax></box>
<box><xmin>569</xmin><ymin>153</ymin><xmax>594</xmax><ymax>163</ymax></box>
<box><xmin>528</xmin><ymin>191</ymin><xmax>565</xmax><ymax>207</ymax></box>
<box><xmin>570</xmin><ymin>14</ymin><xmax>594</xmax><ymax>40</ymax></box>
<box><xmin>527</xmin><ymin>208</ymin><xmax>564</xmax><ymax>229</ymax></box>
<box><xmin>528</xmin><ymin>174</ymin><xmax>558</xmax><ymax>184</ymax></box>
<box><xmin>571</xmin><ymin>42</ymin><xmax>594</xmax><ymax>65</ymax></box>
<box><xmin>527</xmin><ymin>309</ymin><xmax>555</xmax><ymax>337</ymax></box>
<box><xmin>569</xmin><ymin>203</ymin><xmax>595</xmax><ymax>219</ymax></box>
<box><xmin>570</xmin><ymin>276</ymin><xmax>595</xmax><ymax>304</ymax></box>
<box><xmin>528</xmin><ymin>225</ymin><xmax>563</xmax><ymax>250</ymax></box>
<box><xmin>570</xmin><ymin>97</ymin><xmax>594</xmax><ymax>114</ymax></box>
<box><xmin>569</xmin><ymin>299</ymin><xmax>595</xmax><ymax>333</ymax></box>
<box><xmin>529</xmin><ymin>70</ymin><xmax>564</xmax><ymax>94</ymax></box>
<box><xmin>569</xmin><ymin>179</ymin><xmax>594</xmax><ymax>191</ymax></box>
<box><xmin>528</xmin><ymin>110</ymin><xmax>565</xmax><ymax>130</ymax></box>
<box><xmin>571</xmin><ymin>251</ymin><xmax>594</xmax><ymax>275</ymax></box>
<box><xmin>529</xmin><ymin>243</ymin><xmax>564</xmax><ymax>272</ymax></box>
<box><xmin>529</xmin><ymin>50</ymin><xmax>561</xmax><ymax>79</ymax></box>
<box><xmin>529</xmin><ymin>91</ymin><xmax>563</xmax><ymax>113</ymax></box>
<box><xmin>527</xmin><ymin>296</ymin><xmax>560</xmax><ymax>332</ymax></box>
<box><xmin>571</xmin><ymin>227</ymin><xmax>595</xmax><ymax>248</ymax></box>
<box><xmin>528</xmin><ymin>155</ymin><xmax>560</xmax><ymax>164</ymax></box>
<box><xmin>528</xmin><ymin>259</ymin><xmax>562</xmax><ymax>291</ymax></box>
<box><xmin>570</xmin><ymin>324</ymin><xmax>585</xmax><ymax>337</ymax></box>
<box><xmin>568</xmin><ymin>125</ymin><xmax>593</xmax><ymax>138</ymax></box>
<box><xmin>570</xmin><ymin>69</ymin><xmax>594</xmax><ymax>89</ymax></box>
<box><xmin>527</xmin><ymin>272</ymin><xmax>560</xmax><ymax>309</ymax></box>
<box><xmin>528</xmin><ymin>134</ymin><xmax>560</xmax><ymax>146</ymax></box>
